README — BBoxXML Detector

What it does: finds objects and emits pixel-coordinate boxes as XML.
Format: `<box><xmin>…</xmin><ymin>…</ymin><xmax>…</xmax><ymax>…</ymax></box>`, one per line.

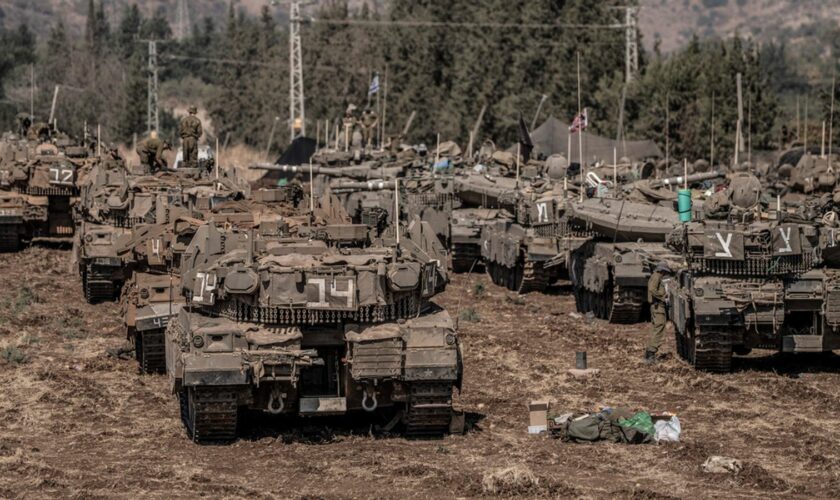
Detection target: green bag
<box><xmin>617</xmin><ymin>412</ymin><xmax>655</xmax><ymax>444</ymax></box>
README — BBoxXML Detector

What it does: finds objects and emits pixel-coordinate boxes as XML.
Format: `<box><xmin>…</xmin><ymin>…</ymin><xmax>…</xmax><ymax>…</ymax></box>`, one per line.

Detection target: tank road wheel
<box><xmin>135</xmin><ymin>329</ymin><xmax>166</xmax><ymax>374</ymax></box>
<box><xmin>180</xmin><ymin>386</ymin><xmax>239</xmax><ymax>444</ymax></box>
<box><xmin>687</xmin><ymin>326</ymin><xmax>732</xmax><ymax>373</ymax></box>
<box><xmin>0</xmin><ymin>225</ymin><xmax>20</xmax><ymax>252</ymax></box>
<box><xmin>404</xmin><ymin>382</ymin><xmax>454</xmax><ymax>438</ymax></box>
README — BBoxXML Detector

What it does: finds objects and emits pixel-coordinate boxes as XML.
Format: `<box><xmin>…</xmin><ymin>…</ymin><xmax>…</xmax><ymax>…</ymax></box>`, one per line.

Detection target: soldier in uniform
<box><xmin>343</xmin><ymin>104</ymin><xmax>358</xmax><ymax>152</ymax></box>
<box><xmin>136</xmin><ymin>131</ymin><xmax>171</xmax><ymax>174</ymax></box>
<box><xmin>16</xmin><ymin>112</ymin><xmax>31</xmax><ymax>138</ymax></box>
<box><xmin>360</xmin><ymin>107</ymin><xmax>379</xmax><ymax>148</ymax></box>
<box><xmin>179</xmin><ymin>106</ymin><xmax>203</xmax><ymax>169</ymax></box>
<box><xmin>644</xmin><ymin>262</ymin><xmax>673</xmax><ymax>364</ymax></box>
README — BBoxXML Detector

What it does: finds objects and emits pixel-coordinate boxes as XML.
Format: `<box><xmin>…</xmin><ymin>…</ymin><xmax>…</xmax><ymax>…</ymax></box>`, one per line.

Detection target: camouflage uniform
<box><xmin>645</xmin><ymin>269</ymin><xmax>668</xmax><ymax>354</ymax></box>
<box><xmin>137</xmin><ymin>137</ymin><xmax>168</xmax><ymax>174</ymax></box>
<box><xmin>361</xmin><ymin>109</ymin><xmax>378</xmax><ymax>147</ymax></box>
<box><xmin>179</xmin><ymin>108</ymin><xmax>203</xmax><ymax>169</ymax></box>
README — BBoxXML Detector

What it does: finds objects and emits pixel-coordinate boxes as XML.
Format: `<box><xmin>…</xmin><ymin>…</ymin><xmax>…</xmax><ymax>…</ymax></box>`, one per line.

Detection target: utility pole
<box><xmin>147</xmin><ymin>40</ymin><xmax>159</xmax><ymax>134</ymax></box>
<box><xmin>175</xmin><ymin>0</ymin><xmax>191</xmax><ymax>41</ymax></box>
<box><xmin>289</xmin><ymin>1</ymin><xmax>306</xmax><ymax>140</ymax></box>
<box><xmin>624</xmin><ymin>7</ymin><xmax>639</xmax><ymax>83</ymax></box>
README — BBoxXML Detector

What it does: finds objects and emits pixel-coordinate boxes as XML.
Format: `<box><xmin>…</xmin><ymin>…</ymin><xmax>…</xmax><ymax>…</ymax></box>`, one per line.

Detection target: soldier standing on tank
<box><xmin>343</xmin><ymin>104</ymin><xmax>358</xmax><ymax>152</ymax></box>
<box><xmin>179</xmin><ymin>106</ymin><xmax>203</xmax><ymax>169</ymax></box>
<box><xmin>361</xmin><ymin>107</ymin><xmax>379</xmax><ymax>148</ymax></box>
<box><xmin>644</xmin><ymin>262</ymin><xmax>673</xmax><ymax>364</ymax></box>
<box><xmin>15</xmin><ymin>112</ymin><xmax>31</xmax><ymax>138</ymax></box>
<box><xmin>136</xmin><ymin>131</ymin><xmax>171</xmax><ymax>174</ymax></box>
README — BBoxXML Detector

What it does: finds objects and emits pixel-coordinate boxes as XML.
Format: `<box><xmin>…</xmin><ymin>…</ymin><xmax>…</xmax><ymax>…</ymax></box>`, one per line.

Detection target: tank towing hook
<box><xmin>266</xmin><ymin>388</ymin><xmax>285</xmax><ymax>414</ymax></box>
<box><xmin>361</xmin><ymin>384</ymin><xmax>378</xmax><ymax>412</ymax></box>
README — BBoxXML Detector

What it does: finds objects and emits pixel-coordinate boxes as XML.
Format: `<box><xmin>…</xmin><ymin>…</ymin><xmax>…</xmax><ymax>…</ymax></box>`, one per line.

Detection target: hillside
<box><xmin>3</xmin><ymin>1</ymin><xmax>839</xmax><ymax>54</ymax></box>
<box><xmin>639</xmin><ymin>0</ymin><xmax>840</xmax><ymax>52</ymax></box>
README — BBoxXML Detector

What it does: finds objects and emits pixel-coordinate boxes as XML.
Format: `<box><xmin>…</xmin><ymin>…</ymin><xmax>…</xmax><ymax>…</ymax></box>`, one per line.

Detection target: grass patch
<box><xmin>1</xmin><ymin>346</ymin><xmax>28</xmax><ymax>364</ymax></box>
<box><xmin>459</xmin><ymin>308</ymin><xmax>481</xmax><ymax>323</ymax></box>
<box><xmin>472</xmin><ymin>282</ymin><xmax>486</xmax><ymax>298</ymax></box>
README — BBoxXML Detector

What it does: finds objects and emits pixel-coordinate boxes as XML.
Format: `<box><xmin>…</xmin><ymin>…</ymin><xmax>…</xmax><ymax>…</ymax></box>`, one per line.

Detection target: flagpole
<box><xmin>381</xmin><ymin>66</ymin><xmax>388</xmax><ymax>151</ymax></box>
<box><xmin>577</xmin><ymin>51</ymin><xmax>584</xmax><ymax>202</ymax></box>
<box><xmin>375</xmin><ymin>72</ymin><xmax>381</xmax><ymax>150</ymax></box>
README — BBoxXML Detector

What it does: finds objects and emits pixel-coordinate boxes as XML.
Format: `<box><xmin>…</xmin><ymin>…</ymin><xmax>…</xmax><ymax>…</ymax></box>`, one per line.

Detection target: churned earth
<box><xmin>1</xmin><ymin>246</ymin><xmax>839</xmax><ymax>498</ymax></box>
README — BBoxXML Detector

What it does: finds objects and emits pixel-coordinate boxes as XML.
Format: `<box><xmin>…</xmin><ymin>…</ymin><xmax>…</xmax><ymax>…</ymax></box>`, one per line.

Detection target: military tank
<box><xmin>449</xmin><ymin>208</ymin><xmax>501</xmax><ymax>273</ymax></box>
<box><xmin>666</xmin><ymin>172</ymin><xmax>835</xmax><ymax>372</ymax></box>
<box><xmin>118</xmin><ymin>184</ymin><xmax>302</xmax><ymax>373</ymax></box>
<box><xmin>0</xmin><ymin>138</ymin><xmax>81</xmax><ymax>250</ymax></box>
<box><xmin>165</xmin><ymin>209</ymin><xmax>462</xmax><ymax>443</ymax></box>
<box><xmin>567</xmin><ymin>171</ymin><xmax>722</xmax><ymax>323</ymax></box>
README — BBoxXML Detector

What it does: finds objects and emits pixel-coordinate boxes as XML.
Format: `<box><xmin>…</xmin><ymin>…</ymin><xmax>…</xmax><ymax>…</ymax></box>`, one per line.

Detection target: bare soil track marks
<box><xmin>0</xmin><ymin>247</ymin><xmax>838</xmax><ymax>498</ymax></box>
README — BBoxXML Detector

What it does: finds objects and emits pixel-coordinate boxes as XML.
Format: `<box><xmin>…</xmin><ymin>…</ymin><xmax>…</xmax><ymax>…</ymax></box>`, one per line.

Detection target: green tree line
<box><xmin>0</xmin><ymin>0</ymin><xmax>836</xmax><ymax>162</ymax></box>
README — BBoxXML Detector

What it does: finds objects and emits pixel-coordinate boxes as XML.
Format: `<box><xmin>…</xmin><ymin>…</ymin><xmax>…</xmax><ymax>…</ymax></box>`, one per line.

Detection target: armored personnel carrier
<box><xmin>0</xmin><ymin>138</ymin><xmax>82</xmax><ymax>250</ymax></box>
<box><xmin>166</xmin><ymin>211</ymin><xmax>462</xmax><ymax>443</ymax></box>
<box><xmin>665</xmin><ymin>172</ymin><xmax>837</xmax><ymax>372</ymax></box>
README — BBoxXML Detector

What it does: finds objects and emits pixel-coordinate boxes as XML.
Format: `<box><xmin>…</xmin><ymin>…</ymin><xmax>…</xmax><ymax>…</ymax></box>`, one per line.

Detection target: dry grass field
<box><xmin>1</xmin><ymin>246</ymin><xmax>839</xmax><ymax>498</ymax></box>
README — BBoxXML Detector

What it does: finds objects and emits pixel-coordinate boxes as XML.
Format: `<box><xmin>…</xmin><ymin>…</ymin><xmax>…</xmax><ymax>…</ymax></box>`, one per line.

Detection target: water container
<box><xmin>678</xmin><ymin>189</ymin><xmax>692</xmax><ymax>222</ymax></box>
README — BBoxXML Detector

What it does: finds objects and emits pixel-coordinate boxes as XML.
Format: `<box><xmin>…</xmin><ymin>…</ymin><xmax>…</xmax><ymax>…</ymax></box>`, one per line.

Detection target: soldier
<box><xmin>644</xmin><ymin>262</ymin><xmax>673</xmax><ymax>364</ymax></box>
<box><xmin>179</xmin><ymin>106</ymin><xmax>203</xmax><ymax>169</ymax></box>
<box><xmin>15</xmin><ymin>112</ymin><xmax>31</xmax><ymax>138</ymax></box>
<box><xmin>343</xmin><ymin>104</ymin><xmax>358</xmax><ymax>152</ymax></box>
<box><xmin>136</xmin><ymin>131</ymin><xmax>171</xmax><ymax>174</ymax></box>
<box><xmin>361</xmin><ymin>107</ymin><xmax>379</xmax><ymax>148</ymax></box>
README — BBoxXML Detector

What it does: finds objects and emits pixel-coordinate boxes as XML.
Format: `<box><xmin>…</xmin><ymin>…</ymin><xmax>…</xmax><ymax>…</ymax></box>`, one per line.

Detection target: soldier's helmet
<box><xmin>729</xmin><ymin>172</ymin><xmax>762</xmax><ymax>210</ymax></box>
<box><xmin>188</xmin><ymin>106</ymin><xmax>198</xmax><ymax>114</ymax></box>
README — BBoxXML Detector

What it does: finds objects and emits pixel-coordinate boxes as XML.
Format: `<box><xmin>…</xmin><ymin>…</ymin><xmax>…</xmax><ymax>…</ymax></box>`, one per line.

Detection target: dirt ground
<box><xmin>1</xmin><ymin>246</ymin><xmax>840</xmax><ymax>498</ymax></box>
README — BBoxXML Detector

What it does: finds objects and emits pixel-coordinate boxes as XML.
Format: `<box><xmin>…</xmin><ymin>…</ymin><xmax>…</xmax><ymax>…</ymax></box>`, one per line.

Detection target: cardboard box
<box><xmin>528</xmin><ymin>399</ymin><xmax>550</xmax><ymax>434</ymax></box>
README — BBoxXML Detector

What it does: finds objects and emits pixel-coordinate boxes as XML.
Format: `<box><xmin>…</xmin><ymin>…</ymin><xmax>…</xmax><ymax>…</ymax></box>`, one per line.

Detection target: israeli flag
<box><xmin>368</xmin><ymin>73</ymin><xmax>380</xmax><ymax>95</ymax></box>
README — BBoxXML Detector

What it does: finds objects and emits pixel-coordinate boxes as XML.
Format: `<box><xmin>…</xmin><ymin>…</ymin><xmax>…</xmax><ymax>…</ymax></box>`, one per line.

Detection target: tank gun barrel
<box><xmin>330</xmin><ymin>180</ymin><xmax>397</xmax><ymax>192</ymax></box>
<box><xmin>648</xmin><ymin>170</ymin><xmax>723</xmax><ymax>189</ymax></box>
<box><xmin>249</xmin><ymin>162</ymin><xmax>402</xmax><ymax>180</ymax></box>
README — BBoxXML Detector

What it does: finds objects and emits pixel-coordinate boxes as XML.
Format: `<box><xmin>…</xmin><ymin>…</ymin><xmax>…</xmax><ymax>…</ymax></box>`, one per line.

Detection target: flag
<box><xmin>368</xmin><ymin>73</ymin><xmax>380</xmax><ymax>95</ymax></box>
<box><xmin>569</xmin><ymin>108</ymin><xmax>588</xmax><ymax>133</ymax></box>
<box><xmin>517</xmin><ymin>113</ymin><xmax>534</xmax><ymax>163</ymax></box>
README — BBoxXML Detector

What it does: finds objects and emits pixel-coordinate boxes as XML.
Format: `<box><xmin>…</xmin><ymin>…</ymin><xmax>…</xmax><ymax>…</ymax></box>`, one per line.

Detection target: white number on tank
<box><xmin>193</xmin><ymin>272</ymin><xmax>217</xmax><ymax>305</ymax></box>
<box><xmin>49</xmin><ymin>166</ymin><xmax>74</xmax><ymax>185</ymax></box>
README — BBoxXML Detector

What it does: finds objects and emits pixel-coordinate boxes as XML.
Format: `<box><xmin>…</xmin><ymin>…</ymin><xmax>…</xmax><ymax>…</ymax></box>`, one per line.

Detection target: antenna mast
<box><xmin>289</xmin><ymin>2</ymin><xmax>306</xmax><ymax>140</ymax></box>
<box><xmin>147</xmin><ymin>40</ymin><xmax>159</xmax><ymax>133</ymax></box>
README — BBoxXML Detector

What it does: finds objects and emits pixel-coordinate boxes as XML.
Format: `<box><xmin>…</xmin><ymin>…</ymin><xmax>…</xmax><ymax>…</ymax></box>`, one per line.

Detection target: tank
<box><xmin>75</xmin><ymin>158</ymin><xmax>247</xmax><ymax>303</ymax></box>
<box><xmin>165</xmin><ymin>213</ymin><xmax>462</xmax><ymax>443</ymax></box>
<box><xmin>566</xmin><ymin>171</ymin><xmax>721</xmax><ymax>323</ymax></box>
<box><xmin>450</xmin><ymin>208</ymin><xmax>501</xmax><ymax>273</ymax></box>
<box><xmin>0</xmin><ymin>137</ymin><xmax>81</xmax><ymax>250</ymax></box>
<box><xmin>665</xmin><ymin>172</ymin><xmax>836</xmax><ymax>372</ymax></box>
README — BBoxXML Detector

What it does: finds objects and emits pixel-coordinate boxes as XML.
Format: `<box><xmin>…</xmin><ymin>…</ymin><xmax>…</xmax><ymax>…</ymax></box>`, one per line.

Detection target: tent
<box><xmin>527</xmin><ymin>116</ymin><xmax>662</xmax><ymax>162</ymax></box>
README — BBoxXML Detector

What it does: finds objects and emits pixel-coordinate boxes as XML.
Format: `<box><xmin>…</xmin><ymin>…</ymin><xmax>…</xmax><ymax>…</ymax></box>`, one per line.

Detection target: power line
<box><xmin>302</xmin><ymin>18</ymin><xmax>624</xmax><ymax>30</ymax></box>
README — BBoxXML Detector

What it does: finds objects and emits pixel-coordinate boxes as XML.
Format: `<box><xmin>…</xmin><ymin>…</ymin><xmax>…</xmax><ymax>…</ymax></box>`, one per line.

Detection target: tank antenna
<box><xmin>515</xmin><ymin>142</ymin><xmax>521</xmax><ymax>188</ymax></box>
<box><xmin>684</xmin><ymin>158</ymin><xmax>688</xmax><ymax>190</ymax></box>
<box><xmin>830</xmin><ymin>70</ymin><xmax>836</xmax><ymax>172</ymax></box>
<box><xmin>613</xmin><ymin>147</ymin><xmax>617</xmax><ymax>195</ymax></box>
<box><xmin>215</xmin><ymin>136</ymin><xmax>220</xmax><ymax>179</ymax></box>
<box><xmin>394</xmin><ymin>178</ymin><xmax>400</xmax><ymax>244</ymax></box>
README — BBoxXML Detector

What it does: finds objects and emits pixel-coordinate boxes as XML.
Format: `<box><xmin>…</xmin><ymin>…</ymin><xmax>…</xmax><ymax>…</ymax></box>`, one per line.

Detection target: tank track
<box><xmin>608</xmin><ymin>287</ymin><xmax>645</xmax><ymax>324</ymax></box>
<box><xmin>82</xmin><ymin>264</ymin><xmax>119</xmax><ymax>303</ymax></box>
<box><xmin>135</xmin><ymin>329</ymin><xmax>166</xmax><ymax>374</ymax></box>
<box><xmin>404</xmin><ymin>382</ymin><xmax>453</xmax><ymax>437</ymax></box>
<box><xmin>450</xmin><ymin>243</ymin><xmax>481</xmax><ymax>273</ymax></box>
<box><xmin>680</xmin><ymin>326</ymin><xmax>733</xmax><ymax>373</ymax></box>
<box><xmin>0</xmin><ymin>225</ymin><xmax>21</xmax><ymax>252</ymax></box>
<box><xmin>517</xmin><ymin>260</ymin><xmax>549</xmax><ymax>294</ymax></box>
<box><xmin>180</xmin><ymin>386</ymin><xmax>239</xmax><ymax>444</ymax></box>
